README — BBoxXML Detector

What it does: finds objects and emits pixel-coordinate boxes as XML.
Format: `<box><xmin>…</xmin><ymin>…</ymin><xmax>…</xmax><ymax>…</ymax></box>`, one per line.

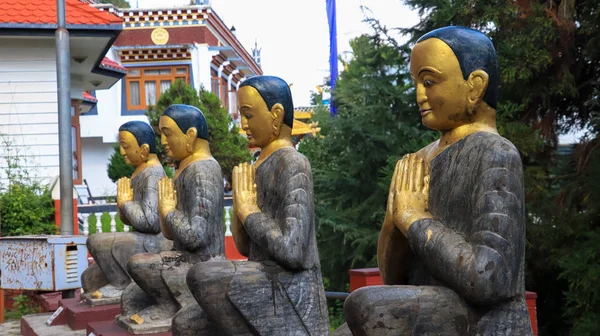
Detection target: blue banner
<box><xmin>326</xmin><ymin>0</ymin><xmax>338</xmax><ymax>116</ymax></box>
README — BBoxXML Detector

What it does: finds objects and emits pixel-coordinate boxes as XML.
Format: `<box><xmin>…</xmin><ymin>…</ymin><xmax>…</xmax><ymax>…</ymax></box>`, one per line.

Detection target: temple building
<box><xmin>0</xmin><ymin>0</ymin><xmax>320</xmax><ymax>198</ymax></box>
<box><xmin>80</xmin><ymin>1</ymin><xmax>263</xmax><ymax>196</ymax></box>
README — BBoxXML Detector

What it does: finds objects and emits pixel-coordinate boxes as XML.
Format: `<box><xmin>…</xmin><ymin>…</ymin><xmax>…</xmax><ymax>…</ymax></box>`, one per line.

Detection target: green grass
<box><xmin>86</xmin><ymin>207</ymin><xmax>232</xmax><ymax>234</ymax></box>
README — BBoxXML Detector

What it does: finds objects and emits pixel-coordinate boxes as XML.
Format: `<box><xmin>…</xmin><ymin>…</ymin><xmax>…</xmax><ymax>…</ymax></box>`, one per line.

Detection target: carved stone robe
<box><xmin>120</xmin><ymin>164</ymin><xmax>171</xmax><ymax>253</ymax></box>
<box><xmin>405</xmin><ymin>132</ymin><xmax>532</xmax><ymax>335</ymax></box>
<box><xmin>229</xmin><ymin>147</ymin><xmax>329</xmax><ymax>335</ymax></box>
<box><xmin>159</xmin><ymin>158</ymin><xmax>226</xmax><ymax>305</ymax></box>
<box><xmin>165</xmin><ymin>158</ymin><xmax>225</xmax><ymax>261</ymax></box>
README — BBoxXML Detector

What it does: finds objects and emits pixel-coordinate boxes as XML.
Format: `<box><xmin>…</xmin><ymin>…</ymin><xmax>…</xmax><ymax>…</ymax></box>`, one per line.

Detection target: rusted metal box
<box><xmin>0</xmin><ymin>235</ymin><xmax>88</xmax><ymax>290</ymax></box>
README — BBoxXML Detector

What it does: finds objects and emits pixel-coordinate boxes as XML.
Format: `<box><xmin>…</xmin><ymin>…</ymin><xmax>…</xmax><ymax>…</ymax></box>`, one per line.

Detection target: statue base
<box><xmin>46</xmin><ymin>298</ymin><xmax>121</xmax><ymax>330</ymax></box>
<box><xmin>88</xmin><ymin>320</ymin><xmax>172</xmax><ymax>336</ymax></box>
<box><xmin>82</xmin><ymin>293</ymin><xmax>121</xmax><ymax>307</ymax></box>
<box><xmin>115</xmin><ymin>314</ymin><xmax>171</xmax><ymax>335</ymax></box>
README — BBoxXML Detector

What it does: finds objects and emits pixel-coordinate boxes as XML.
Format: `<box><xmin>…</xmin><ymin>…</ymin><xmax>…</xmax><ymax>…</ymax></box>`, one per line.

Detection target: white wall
<box><xmin>192</xmin><ymin>43</ymin><xmax>217</xmax><ymax>92</ymax></box>
<box><xmin>80</xmin><ymin>48</ymin><xmax>124</xmax><ymax>142</ymax></box>
<box><xmin>0</xmin><ymin>39</ymin><xmax>59</xmax><ymax>185</ymax></box>
<box><xmin>81</xmin><ymin>137</ymin><xmax>117</xmax><ymax>197</ymax></box>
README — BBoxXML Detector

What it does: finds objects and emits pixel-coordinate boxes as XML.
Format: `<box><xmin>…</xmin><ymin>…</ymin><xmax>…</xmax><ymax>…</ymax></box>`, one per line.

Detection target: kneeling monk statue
<box><xmin>116</xmin><ymin>104</ymin><xmax>225</xmax><ymax>334</ymax></box>
<box><xmin>338</xmin><ymin>26</ymin><xmax>533</xmax><ymax>335</ymax></box>
<box><xmin>179</xmin><ymin>76</ymin><xmax>329</xmax><ymax>335</ymax></box>
<box><xmin>81</xmin><ymin>121</ymin><xmax>172</xmax><ymax>306</ymax></box>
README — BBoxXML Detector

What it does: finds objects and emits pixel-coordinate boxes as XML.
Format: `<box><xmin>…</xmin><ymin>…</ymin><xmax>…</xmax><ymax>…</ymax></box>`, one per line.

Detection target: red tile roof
<box><xmin>100</xmin><ymin>57</ymin><xmax>127</xmax><ymax>73</ymax></box>
<box><xmin>0</xmin><ymin>0</ymin><xmax>123</xmax><ymax>26</ymax></box>
<box><xmin>82</xmin><ymin>91</ymin><xmax>97</xmax><ymax>102</ymax></box>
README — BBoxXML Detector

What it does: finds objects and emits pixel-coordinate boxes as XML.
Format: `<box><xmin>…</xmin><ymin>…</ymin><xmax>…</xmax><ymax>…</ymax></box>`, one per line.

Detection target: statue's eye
<box><xmin>423</xmin><ymin>80</ymin><xmax>434</xmax><ymax>88</ymax></box>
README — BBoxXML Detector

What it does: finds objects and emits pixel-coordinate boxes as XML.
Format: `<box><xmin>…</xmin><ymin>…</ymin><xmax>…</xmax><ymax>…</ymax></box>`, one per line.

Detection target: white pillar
<box><xmin>228</xmin><ymin>69</ymin><xmax>240</xmax><ymax>118</ymax></box>
<box><xmin>224</xmin><ymin>206</ymin><xmax>232</xmax><ymax>236</ymax></box>
<box><xmin>81</xmin><ymin>213</ymin><xmax>90</xmax><ymax>236</ymax></box>
<box><xmin>95</xmin><ymin>212</ymin><xmax>103</xmax><ymax>233</ymax></box>
<box><xmin>236</xmin><ymin>76</ymin><xmax>246</xmax><ymax>90</ymax></box>
<box><xmin>193</xmin><ymin>43</ymin><xmax>216</xmax><ymax>91</ymax></box>
<box><xmin>109</xmin><ymin>212</ymin><xmax>117</xmax><ymax>233</ymax></box>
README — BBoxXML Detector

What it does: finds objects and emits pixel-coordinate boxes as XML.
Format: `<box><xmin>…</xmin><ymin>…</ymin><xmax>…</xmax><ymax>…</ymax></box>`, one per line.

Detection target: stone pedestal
<box><xmin>115</xmin><ymin>314</ymin><xmax>170</xmax><ymax>335</ymax></box>
<box><xmin>88</xmin><ymin>320</ymin><xmax>172</xmax><ymax>336</ymax></box>
<box><xmin>82</xmin><ymin>294</ymin><xmax>121</xmax><ymax>307</ymax></box>
<box><xmin>46</xmin><ymin>298</ymin><xmax>120</xmax><ymax>330</ymax></box>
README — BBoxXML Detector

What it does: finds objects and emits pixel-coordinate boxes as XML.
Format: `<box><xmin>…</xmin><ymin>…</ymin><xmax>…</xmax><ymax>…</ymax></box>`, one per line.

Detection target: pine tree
<box><xmin>145</xmin><ymin>80</ymin><xmax>252</xmax><ymax>182</ymax></box>
<box><xmin>106</xmin><ymin>144</ymin><xmax>134</xmax><ymax>183</ymax></box>
<box><xmin>299</xmin><ymin>26</ymin><xmax>436</xmax><ymax>291</ymax></box>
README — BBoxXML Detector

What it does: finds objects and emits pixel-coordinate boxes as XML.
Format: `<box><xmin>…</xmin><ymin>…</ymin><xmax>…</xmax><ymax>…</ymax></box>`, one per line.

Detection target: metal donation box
<box><xmin>0</xmin><ymin>235</ymin><xmax>88</xmax><ymax>290</ymax></box>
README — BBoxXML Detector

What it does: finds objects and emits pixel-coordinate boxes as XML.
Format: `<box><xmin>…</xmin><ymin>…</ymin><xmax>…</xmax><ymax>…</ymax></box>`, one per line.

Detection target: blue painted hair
<box><xmin>239</xmin><ymin>75</ymin><xmax>294</xmax><ymax>128</ymax></box>
<box><xmin>118</xmin><ymin>121</ymin><xmax>157</xmax><ymax>153</ymax></box>
<box><xmin>417</xmin><ymin>26</ymin><xmax>499</xmax><ymax>109</ymax></box>
<box><xmin>162</xmin><ymin>104</ymin><xmax>209</xmax><ymax>140</ymax></box>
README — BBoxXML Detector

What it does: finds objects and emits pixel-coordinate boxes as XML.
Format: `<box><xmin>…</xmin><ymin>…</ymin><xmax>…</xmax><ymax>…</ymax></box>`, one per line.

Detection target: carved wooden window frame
<box><xmin>125</xmin><ymin>65</ymin><xmax>190</xmax><ymax>110</ymax></box>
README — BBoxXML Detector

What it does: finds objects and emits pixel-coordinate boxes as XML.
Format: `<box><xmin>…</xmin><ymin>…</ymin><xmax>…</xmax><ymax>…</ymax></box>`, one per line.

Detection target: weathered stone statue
<box><xmin>81</xmin><ymin>121</ymin><xmax>172</xmax><ymax>306</ymax></box>
<box><xmin>116</xmin><ymin>104</ymin><xmax>225</xmax><ymax>334</ymax></box>
<box><xmin>176</xmin><ymin>76</ymin><xmax>329</xmax><ymax>335</ymax></box>
<box><xmin>337</xmin><ymin>26</ymin><xmax>533</xmax><ymax>336</ymax></box>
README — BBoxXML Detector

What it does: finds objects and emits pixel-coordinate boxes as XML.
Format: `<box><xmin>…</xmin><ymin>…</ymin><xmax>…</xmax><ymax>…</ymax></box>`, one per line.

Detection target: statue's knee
<box><xmin>344</xmin><ymin>287</ymin><xmax>372</xmax><ymax>320</ymax></box>
<box><xmin>186</xmin><ymin>261</ymin><xmax>233</xmax><ymax>293</ymax></box>
<box><xmin>113</xmin><ymin>233</ymin><xmax>136</xmax><ymax>246</ymax></box>
<box><xmin>126</xmin><ymin>253</ymin><xmax>159</xmax><ymax>275</ymax></box>
<box><xmin>112</xmin><ymin>234</ymin><xmax>137</xmax><ymax>254</ymax></box>
<box><xmin>87</xmin><ymin>233</ymin><xmax>109</xmax><ymax>250</ymax></box>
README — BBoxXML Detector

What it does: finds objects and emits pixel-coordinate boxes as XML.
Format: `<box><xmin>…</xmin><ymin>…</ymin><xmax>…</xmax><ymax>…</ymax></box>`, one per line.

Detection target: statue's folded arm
<box><xmin>165</xmin><ymin>174</ymin><xmax>219</xmax><ymax>250</ymax></box>
<box><xmin>121</xmin><ymin>175</ymin><xmax>162</xmax><ymax>234</ymax></box>
<box><xmin>244</xmin><ymin>171</ymin><xmax>312</xmax><ymax>270</ymax></box>
<box><xmin>408</xmin><ymin>151</ymin><xmax>524</xmax><ymax>306</ymax></box>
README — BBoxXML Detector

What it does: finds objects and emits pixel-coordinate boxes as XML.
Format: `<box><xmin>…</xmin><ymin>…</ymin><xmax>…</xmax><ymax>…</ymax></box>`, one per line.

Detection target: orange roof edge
<box><xmin>0</xmin><ymin>0</ymin><xmax>123</xmax><ymax>26</ymax></box>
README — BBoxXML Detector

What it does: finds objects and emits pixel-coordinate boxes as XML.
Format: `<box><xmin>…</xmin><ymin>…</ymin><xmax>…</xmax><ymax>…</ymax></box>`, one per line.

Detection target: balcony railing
<box><xmin>77</xmin><ymin>197</ymin><xmax>233</xmax><ymax>236</ymax></box>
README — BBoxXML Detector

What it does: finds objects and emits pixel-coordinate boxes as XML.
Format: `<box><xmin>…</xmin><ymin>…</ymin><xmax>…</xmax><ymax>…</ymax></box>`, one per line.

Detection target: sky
<box><xmin>132</xmin><ymin>0</ymin><xmax>420</xmax><ymax>106</ymax></box>
<box><xmin>131</xmin><ymin>0</ymin><xmax>583</xmax><ymax>143</ymax></box>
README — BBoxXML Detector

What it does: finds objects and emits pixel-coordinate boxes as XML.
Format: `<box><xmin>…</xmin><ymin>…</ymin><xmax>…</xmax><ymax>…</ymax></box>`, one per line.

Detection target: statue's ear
<box><xmin>270</xmin><ymin>103</ymin><xmax>285</xmax><ymax>135</ymax></box>
<box><xmin>186</xmin><ymin>127</ymin><xmax>198</xmax><ymax>141</ymax></box>
<box><xmin>466</xmin><ymin>70</ymin><xmax>489</xmax><ymax>114</ymax></box>
<box><xmin>140</xmin><ymin>144</ymin><xmax>150</xmax><ymax>160</ymax></box>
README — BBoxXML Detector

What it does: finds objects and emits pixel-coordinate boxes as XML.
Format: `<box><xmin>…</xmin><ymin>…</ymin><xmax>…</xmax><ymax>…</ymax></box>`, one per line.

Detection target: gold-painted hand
<box><xmin>116</xmin><ymin>177</ymin><xmax>134</xmax><ymax>209</ymax></box>
<box><xmin>158</xmin><ymin>176</ymin><xmax>176</xmax><ymax>239</ymax></box>
<box><xmin>393</xmin><ymin>153</ymin><xmax>432</xmax><ymax>236</ymax></box>
<box><xmin>384</xmin><ymin>159</ymin><xmax>403</xmax><ymax>228</ymax></box>
<box><xmin>233</xmin><ymin>162</ymin><xmax>260</xmax><ymax>224</ymax></box>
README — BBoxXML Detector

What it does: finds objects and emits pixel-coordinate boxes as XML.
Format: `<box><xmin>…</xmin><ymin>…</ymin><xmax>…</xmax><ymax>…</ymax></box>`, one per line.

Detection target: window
<box><xmin>125</xmin><ymin>65</ymin><xmax>190</xmax><ymax>110</ymax></box>
<box><xmin>71</xmin><ymin>101</ymin><xmax>82</xmax><ymax>184</ymax></box>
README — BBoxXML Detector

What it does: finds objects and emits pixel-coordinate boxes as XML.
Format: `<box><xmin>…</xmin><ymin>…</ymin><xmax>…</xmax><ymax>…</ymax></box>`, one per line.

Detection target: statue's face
<box><xmin>238</xmin><ymin>86</ymin><xmax>278</xmax><ymax>148</ymax></box>
<box><xmin>410</xmin><ymin>38</ymin><xmax>472</xmax><ymax>131</ymax></box>
<box><xmin>119</xmin><ymin>131</ymin><xmax>145</xmax><ymax>167</ymax></box>
<box><xmin>159</xmin><ymin>116</ymin><xmax>189</xmax><ymax>161</ymax></box>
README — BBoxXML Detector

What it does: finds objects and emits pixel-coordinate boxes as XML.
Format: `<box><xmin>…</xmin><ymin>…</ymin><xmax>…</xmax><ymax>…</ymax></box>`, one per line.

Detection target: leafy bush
<box><xmin>107</xmin><ymin>144</ymin><xmax>135</xmax><ymax>183</ymax></box>
<box><xmin>0</xmin><ymin>181</ymin><xmax>56</xmax><ymax>236</ymax></box>
<box><xmin>0</xmin><ymin>140</ymin><xmax>57</xmax><ymax>236</ymax></box>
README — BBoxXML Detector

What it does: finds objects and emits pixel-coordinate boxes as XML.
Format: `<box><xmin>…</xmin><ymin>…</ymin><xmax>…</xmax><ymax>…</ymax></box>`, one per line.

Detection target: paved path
<box><xmin>0</xmin><ymin>318</ymin><xmax>20</xmax><ymax>336</ymax></box>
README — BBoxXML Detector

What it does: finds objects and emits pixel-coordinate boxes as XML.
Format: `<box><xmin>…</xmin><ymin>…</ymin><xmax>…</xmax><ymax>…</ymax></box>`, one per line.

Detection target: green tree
<box><xmin>145</xmin><ymin>80</ymin><xmax>251</xmax><ymax>182</ymax></box>
<box><xmin>299</xmin><ymin>26</ymin><xmax>436</xmax><ymax>291</ymax></box>
<box><xmin>98</xmin><ymin>0</ymin><xmax>131</xmax><ymax>8</ymax></box>
<box><xmin>0</xmin><ymin>144</ymin><xmax>56</xmax><ymax>236</ymax></box>
<box><xmin>106</xmin><ymin>144</ymin><xmax>134</xmax><ymax>183</ymax></box>
<box><xmin>400</xmin><ymin>0</ymin><xmax>600</xmax><ymax>334</ymax></box>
